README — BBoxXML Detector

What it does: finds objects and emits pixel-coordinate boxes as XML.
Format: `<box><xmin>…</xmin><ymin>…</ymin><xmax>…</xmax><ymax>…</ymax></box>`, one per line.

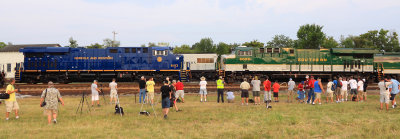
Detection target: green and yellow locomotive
<box><xmin>221</xmin><ymin>46</ymin><xmax>399</xmax><ymax>81</ymax></box>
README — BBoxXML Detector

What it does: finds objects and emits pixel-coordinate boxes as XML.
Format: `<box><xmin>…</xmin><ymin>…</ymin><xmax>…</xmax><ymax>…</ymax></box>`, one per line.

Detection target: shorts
<box><xmin>148</xmin><ymin>92</ymin><xmax>155</xmax><ymax>100</ymax></box>
<box><xmin>315</xmin><ymin>92</ymin><xmax>322</xmax><ymax>99</ymax></box>
<box><xmin>162</xmin><ymin>97</ymin><xmax>170</xmax><ymax>108</ymax></box>
<box><xmin>326</xmin><ymin>91</ymin><xmax>333</xmax><ymax>98</ymax></box>
<box><xmin>361</xmin><ymin>91</ymin><xmax>367</xmax><ymax>97</ymax></box>
<box><xmin>241</xmin><ymin>90</ymin><xmax>249</xmax><ymax>98</ymax></box>
<box><xmin>264</xmin><ymin>90</ymin><xmax>272</xmax><ymax>101</ymax></box>
<box><xmin>334</xmin><ymin>89</ymin><xmax>341</xmax><ymax>96</ymax></box>
<box><xmin>288</xmin><ymin>90</ymin><xmax>294</xmax><ymax>97</ymax></box>
<box><xmin>390</xmin><ymin>94</ymin><xmax>397</xmax><ymax>100</ymax></box>
<box><xmin>341</xmin><ymin>90</ymin><xmax>348</xmax><ymax>97</ymax></box>
<box><xmin>5</xmin><ymin>101</ymin><xmax>19</xmax><ymax>112</ymax></box>
<box><xmin>44</xmin><ymin>109</ymin><xmax>57</xmax><ymax>115</ymax></box>
<box><xmin>199</xmin><ymin>89</ymin><xmax>207</xmax><ymax>95</ymax></box>
<box><xmin>273</xmin><ymin>92</ymin><xmax>279</xmax><ymax>97</ymax></box>
<box><xmin>92</xmin><ymin>95</ymin><xmax>99</xmax><ymax>101</ymax></box>
<box><xmin>350</xmin><ymin>89</ymin><xmax>357</xmax><ymax>95</ymax></box>
<box><xmin>380</xmin><ymin>93</ymin><xmax>390</xmax><ymax>104</ymax></box>
<box><xmin>253</xmin><ymin>91</ymin><xmax>260</xmax><ymax>97</ymax></box>
<box><xmin>110</xmin><ymin>90</ymin><xmax>117</xmax><ymax>98</ymax></box>
<box><xmin>175</xmin><ymin>90</ymin><xmax>184</xmax><ymax>98</ymax></box>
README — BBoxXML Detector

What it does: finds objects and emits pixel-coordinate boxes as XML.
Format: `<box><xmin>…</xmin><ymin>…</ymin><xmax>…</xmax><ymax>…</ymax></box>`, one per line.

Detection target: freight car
<box><xmin>17</xmin><ymin>47</ymin><xmax>183</xmax><ymax>83</ymax></box>
<box><xmin>220</xmin><ymin>46</ymin><xmax>397</xmax><ymax>82</ymax></box>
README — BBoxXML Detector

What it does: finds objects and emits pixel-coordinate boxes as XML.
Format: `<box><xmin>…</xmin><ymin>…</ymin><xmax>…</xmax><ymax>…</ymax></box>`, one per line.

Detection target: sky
<box><xmin>1</xmin><ymin>0</ymin><xmax>399</xmax><ymax>47</ymax></box>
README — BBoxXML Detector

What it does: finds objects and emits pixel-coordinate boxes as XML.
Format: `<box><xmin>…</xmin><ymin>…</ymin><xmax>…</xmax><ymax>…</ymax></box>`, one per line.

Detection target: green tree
<box><xmin>192</xmin><ymin>38</ymin><xmax>215</xmax><ymax>53</ymax></box>
<box><xmin>103</xmin><ymin>38</ymin><xmax>120</xmax><ymax>47</ymax></box>
<box><xmin>173</xmin><ymin>44</ymin><xmax>196</xmax><ymax>54</ymax></box>
<box><xmin>296</xmin><ymin>24</ymin><xmax>326</xmax><ymax>49</ymax></box>
<box><xmin>0</xmin><ymin>42</ymin><xmax>6</xmax><ymax>49</ymax></box>
<box><xmin>358</xmin><ymin>29</ymin><xmax>399</xmax><ymax>52</ymax></box>
<box><xmin>215</xmin><ymin>42</ymin><xmax>230</xmax><ymax>56</ymax></box>
<box><xmin>140</xmin><ymin>44</ymin><xmax>146</xmax><ymax>47</ymax></box>
<box><xmin>322</xmin><ymin>36</ymin><xmax>338</xmax><ymax>48</ymax></box>
<box><xmin>148</xmin><ymin>42</ymin><xmax>156</xmax><ymax>47</ymax></box>
<box><xmin>339</xmin><ymin>35</ymin><xmax>355</xmax><ymax>48</ymax></box>
<box><xmin>388</xmin><ymin>32</ymin><xmax>400</xmax><ymax>52</ymax></box>
<box><xmin>67</xmin><ymin>37</ymin><xmax>78</xmax><ymax>48</ymax></box>
<box><xmin>86</xmin><ymin>43</ymin><xmax>104</xmax><ymax>49</ymax></box>
<box><xmin>242</xmin><ymin>40</ymin><xmax>264</xmax><ymax>48</ymax></box>
<box><xmin>266</xmin><ymin>35</ymin><xmax>294</xmax><ymax>48</ymax></box>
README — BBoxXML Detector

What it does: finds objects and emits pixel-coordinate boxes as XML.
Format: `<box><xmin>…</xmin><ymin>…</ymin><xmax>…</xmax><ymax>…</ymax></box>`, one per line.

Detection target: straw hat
<box><xmin>200</xmin><ymin>76</ymin><xmax>206</xmax><ymax>81</ymax></box>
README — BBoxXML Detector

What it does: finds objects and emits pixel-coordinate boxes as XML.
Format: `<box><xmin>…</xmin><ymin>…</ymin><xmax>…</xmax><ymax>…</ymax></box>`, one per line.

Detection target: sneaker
<box><xmin>15</xmin><ymin>116</ymin><xmax>19</xmax><ymax>119</ymax></box>
<box><xmin>53</xmin><ymin>119</ymin><xmax>57</xmax><ymax>124</ymax></box>
<box><xmin>97</xmin><ymin>104</ymin><xmax>101</xmax><ymax>107</ymax></box>
<box><xmin>5</xmin><ymin>118</ymin><xmax>9</xmax><ymax>121</ymax></box>
<box><xmin>205</xmin><ymin>99</ymin><xmax>207</xmax><ymax>102</ymax></box>
<box><xmin>246</xmin><ymin>103</ymin><xmax>248</xmax><ymax>106</ymax></box>
<box><xmin>392</xmin><ymin>105</ymin><xmax>395</xmax><ymax>109</ymax></box>
<box><xmin>312</xmin><ymin>102</ymin><xmax>315</xmax><ymax>105</ymax></box>
<box><xmin>241</xmin><ymin>103</ymin><xmax>244</xmax><ymax>105</ymax></box>
<box><xmin>319</xmin><ymin>103</ymin><xmax>321</xmax><ymax>105</ymax></box>
<box><xmin>164</xmin><ymin>115</ymin><xmax>168</xmax><ymax>119</ymax></box>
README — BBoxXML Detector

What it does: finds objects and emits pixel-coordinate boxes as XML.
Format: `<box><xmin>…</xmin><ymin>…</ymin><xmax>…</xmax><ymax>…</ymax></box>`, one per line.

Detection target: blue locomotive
<box><xmin>18</xmin><ymin>47</ymin><xmax>183</xmax><ymax>83</ymax></box>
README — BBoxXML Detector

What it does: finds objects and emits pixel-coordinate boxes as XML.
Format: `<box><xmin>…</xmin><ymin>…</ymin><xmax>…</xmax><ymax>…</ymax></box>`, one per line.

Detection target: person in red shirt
<box><xmin>272</xmin><ymin>80</ymin><xmax>280</xmax><ymax>102</ymax></box>
<box><xmin>307</xmin><ymin>76</ymin><xmax>316</xmax><ymax>104</ymax></box>
<box><xmin>297</xmin><ymin>81</ymin><xmax>305</xmax><ymax>103</ymax></box>
<box><xmin>263</xmin><ymin>77</ymin><xmax>272</xmax><ymax>102</ymax></box>
<box><xmin>175</xmin><ymin>80</ymin><xmax>185</xmax><ymax>103</ymax></box>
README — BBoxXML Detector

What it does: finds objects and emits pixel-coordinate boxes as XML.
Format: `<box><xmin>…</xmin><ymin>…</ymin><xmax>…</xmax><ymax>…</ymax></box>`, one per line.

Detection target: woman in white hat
<box><xmin>199</xmin><ymin>76</ymin><xmax>207</xmax><ymax>102</ymax></box>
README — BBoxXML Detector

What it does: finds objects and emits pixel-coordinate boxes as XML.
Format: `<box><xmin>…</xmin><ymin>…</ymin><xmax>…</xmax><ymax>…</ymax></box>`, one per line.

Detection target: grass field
<box><xmin>1</xmin><ymin>92</ymin><xmax>400</xmax><ymax>138</ymax></box>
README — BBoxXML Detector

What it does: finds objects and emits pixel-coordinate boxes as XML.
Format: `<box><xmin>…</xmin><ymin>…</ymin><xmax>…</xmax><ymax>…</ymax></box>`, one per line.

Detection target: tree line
<box><xmin>1</xmin><ymin>24</ymin><xmax>398</xmax><ymax>54</ymax></box>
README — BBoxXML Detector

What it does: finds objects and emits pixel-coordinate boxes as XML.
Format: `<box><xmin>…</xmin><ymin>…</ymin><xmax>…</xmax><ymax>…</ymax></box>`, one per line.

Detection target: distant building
<box><xmin>0</xmin><ymin>44</ymin><xmax>61</xmax><ymax>79</ymax></box>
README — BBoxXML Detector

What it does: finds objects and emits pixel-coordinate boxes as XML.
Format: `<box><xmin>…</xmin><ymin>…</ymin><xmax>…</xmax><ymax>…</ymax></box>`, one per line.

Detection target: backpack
<box><xmin>331</xmin><ymin>83</ymin><xmax>335</xmax><ymax>91</ymax></box>
<box><xmin>337</xmin><ymin>81</ymin><xmax>343</xmax><ymax>88</ymax></box>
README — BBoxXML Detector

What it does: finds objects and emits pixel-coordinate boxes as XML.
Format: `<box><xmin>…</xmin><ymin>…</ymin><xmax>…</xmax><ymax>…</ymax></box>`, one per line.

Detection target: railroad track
<box><xmin>1</xmin><ymin>82</ymin><xmax>381</xmax><ymax>96</ymax></box>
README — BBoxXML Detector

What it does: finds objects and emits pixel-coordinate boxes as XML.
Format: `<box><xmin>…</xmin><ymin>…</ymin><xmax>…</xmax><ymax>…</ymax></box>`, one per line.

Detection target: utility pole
<box><xmin>112</xmin><ymin>31</ymin><xmax>118</xmax><ymax>47</ymax></box>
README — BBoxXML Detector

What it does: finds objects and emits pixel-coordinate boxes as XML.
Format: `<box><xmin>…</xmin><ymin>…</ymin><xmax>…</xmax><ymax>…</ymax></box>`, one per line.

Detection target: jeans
<box><xmin>139</xmin><ymin>89</ymin><xmax>146</xmax><ymax>103</ymax></box>
<box><xmin>217</xmin><ymin>89</ymin><xmax>224</xmax><ymax>103</ymax></box>
<box><xmin>307</xmin><ymin>88</ymin><xmax>315</xmax><ymax>103</ymax></box>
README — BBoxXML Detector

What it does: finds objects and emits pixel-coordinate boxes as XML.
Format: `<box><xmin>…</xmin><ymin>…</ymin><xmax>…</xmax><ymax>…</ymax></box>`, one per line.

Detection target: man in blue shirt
<box><xmin>332</xmin><ymin>77</ymin><xmax>339</xmax><ymax>102</ymax></box>
<box><xmin>389</xmin><ymin>76</ymin><xmax>400</xmax><ymax>108</ymax></box>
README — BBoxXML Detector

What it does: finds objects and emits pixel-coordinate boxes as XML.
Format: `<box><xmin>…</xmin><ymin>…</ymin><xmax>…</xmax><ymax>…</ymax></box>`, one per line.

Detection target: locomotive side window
<box><xmin>266</xmin><ymin>48</ymin><xmax>273</xmax><ymax>53</ymax></box>
<box><xmin>273</xmin><ymin>48</ymin><xmax>280</xmax><ymax>53</ymax></box>
<box><xmin>259</xmin><ymin>48</ymin><xmax>264</xmax><ymax>53</ymax></box>
<box><xmin>153</xmin><ymin>50</ymin><xmax>169</xmax><ymax>56</ymax></box>
<box><xmin>238</xmin><ymin>50</ymin><xmax>252</xmax><ymax>56</ymax></box>
<box><xmin>7</xmin><ymin>63</ymin><xmax>11</xmax><ymax>72</ymax></box>
<box><xmin>131</xmin><ymin>48</ymin><xmax>137</xmax><ymax>53</ymax></box>
<box><xmin>290</xmin><ymin>49</ymin><xmax>294</xmax><ymax>54</ymax></box>
<box><xmin>143</xmin><ymin>48</ymin><xmax>148</xmax><ymax>53</ymax></box>
<box><xmin>124</xmin><ymin>48</ymin><xmax>130</xmax><ymax>53</ymax></box>
<box><xmin>109</xmin><ymin>49</ymin><xmax>118</xmax><ymax>53</ymax></box>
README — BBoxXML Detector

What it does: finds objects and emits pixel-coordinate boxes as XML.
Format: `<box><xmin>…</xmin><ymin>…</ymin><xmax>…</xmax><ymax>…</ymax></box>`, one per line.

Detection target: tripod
<box><xmin>76</xmin><ymin>91</ymin><xmax>91</xmax><ymax>114</ymax></box>
<box><xmin>139</xmin><ymin>93</ymin><xmax>157</xmax><ymax>117</ymax></box>
<box><xmin>99</xmin><ymin>84</ymin><xmax>107</xmax><ymax>105</ymax></box>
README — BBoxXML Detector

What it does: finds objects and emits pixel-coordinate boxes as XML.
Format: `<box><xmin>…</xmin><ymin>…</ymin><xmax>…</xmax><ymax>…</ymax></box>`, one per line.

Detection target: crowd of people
<box><xmin>2</xmin><ymin>74</ymin><xmax>400</xmax><ymax>123</ymax></box>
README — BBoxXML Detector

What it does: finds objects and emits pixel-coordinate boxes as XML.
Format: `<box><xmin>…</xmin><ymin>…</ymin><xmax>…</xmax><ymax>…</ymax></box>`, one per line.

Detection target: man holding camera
<box><xmin>5</xmin><ymin>79</ymin><xmax>19</xmax><ymax>121</ymax></box>
<box><xmin>40</xmin><ymin>81</ymin><xmax>65</xmax><ymax>124</ymax></box>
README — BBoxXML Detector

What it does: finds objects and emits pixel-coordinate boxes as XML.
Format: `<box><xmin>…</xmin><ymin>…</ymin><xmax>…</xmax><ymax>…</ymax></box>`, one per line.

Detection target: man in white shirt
<box><xmin>109</xmin><ymin>78</ymin><xmax>118</xmax><ymax>104</ymax></box>
<box><xmin>326</xmin><ymin>79</ymin><xmax>334</xmax><ymax>103</ymax></box>
<box><xmin>91</xmin><ymin>80</ymin><xmax>101</xmax><ymax>107</ymax></box>
<box><xmin>379</xmin><ymin>78</ymin><xmax>392</xmax><ymax>110</ymax></box>
<box><xmin>341</xmin><ymin>77</ymin><xmax>349</xmax><ymax>101</ymax></box>
<box><xmin>199</xmin><ymin>76</ymin><xmax>207</xmax><ymax>102</ymax></box>
<box><xmin>287</xmin><ymin>78</ymin><xmax>295</xmax><ymax>103</ymax></box>
<box><xmin>251</xmin><ymin>76</ymin><xmax>261</xmax><ymax>105</ymax></box>
<box><xmin>348</xmin><ymin>76</ymin><xmax>358</xmax><ymax>102</ymax></box>
<box><xmin>357</xmin><ymin>77</ymin><xmax>364</xmax><ymax>102</ymax></box>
